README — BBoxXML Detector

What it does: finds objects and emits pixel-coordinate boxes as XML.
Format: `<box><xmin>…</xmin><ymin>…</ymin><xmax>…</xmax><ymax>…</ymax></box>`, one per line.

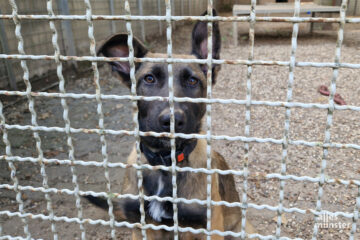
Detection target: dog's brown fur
<box><xmin>120</xmin><ymin>139</ymin><xmax>255</xmax><ymax>240</ymax></box>
<box><xmin>86</xmin><ymin>9</ymin><xmax>256</xmax><ymax>240</ymax></box>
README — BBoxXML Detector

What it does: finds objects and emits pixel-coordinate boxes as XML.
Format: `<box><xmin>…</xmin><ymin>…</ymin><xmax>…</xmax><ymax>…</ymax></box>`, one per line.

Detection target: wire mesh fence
<box><xmin>0</xmin><ymin>0</ymin><xmax>359</xmax><ymax>239</ymax></box>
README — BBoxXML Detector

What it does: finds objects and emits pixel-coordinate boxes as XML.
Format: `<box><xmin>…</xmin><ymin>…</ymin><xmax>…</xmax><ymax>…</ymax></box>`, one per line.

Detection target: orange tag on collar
<box><xmin>177</xmin><ymin>153</ymin><xmax>184</xmax><ymax>162</ymax></box>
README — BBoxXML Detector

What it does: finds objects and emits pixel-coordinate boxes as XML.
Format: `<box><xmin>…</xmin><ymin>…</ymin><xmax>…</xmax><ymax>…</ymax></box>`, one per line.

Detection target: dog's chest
<box><xmin>144</xmin><ymin>173</ymin><xmax>173</xmax><ymax>222</ymax></box>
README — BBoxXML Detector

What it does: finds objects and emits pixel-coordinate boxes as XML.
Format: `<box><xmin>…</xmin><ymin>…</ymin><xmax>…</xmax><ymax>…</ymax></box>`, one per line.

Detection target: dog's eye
<box><xmin>144</xmin><ymin>75</ymin><xmax>155</xmax><ymax>84</ymax></box>
<box><xmin>186</xmin><ymin>77</ymin><xmax>199</xmax><ymax>87</ymax></box>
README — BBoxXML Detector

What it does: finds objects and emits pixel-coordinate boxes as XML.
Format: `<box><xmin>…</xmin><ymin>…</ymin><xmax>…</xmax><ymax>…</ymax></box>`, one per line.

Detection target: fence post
<box><xmin>109</xmin><ymin>0</ymin><xmax>116</xmax><ymax>34</ymax></box>
<box><xmin>197</xmin><ymin>0</ymin><xmax>199</xmax><ymax>13</ymax></box>
<box><xmin>0</xmin><ymin>9</ymin><xmax>17</xmax><ymax>90</ymax></box>
<box><xmin>171</xmin><ymin>0</ymin><xmax>176</xmax><ymax>29</ymax></box>
<box><xmin>157</xmin><ymin>0</ymin><xmax>163</xmax><ymax>35</ymax></box>
<box><xmin>188</xmin><ymin>0</ymin><xmax>191</xmax><ymax>16</ymax></box>
<box><xmin>181</xmin><ymin>0</ymin><xmax>184</xmax><ymax>16</ymax></box>
<box><xmin>56</xmin><ymin>0</ymin><xmax>77</xmax><ymax>68</ymax></box>
<box><xmin>180</xmin><ymin>0</ymin><xmax>184</xmax><ymax>26</ymax></box>
<box><xmin>354</xmin><ymin>0</ymin><xmax>358</xmax><ymax>16</ymax></box>
<box><xmin>137</xmin><ymin>0</ymin><xmax>146</xmax><ymax>42</ymax></box>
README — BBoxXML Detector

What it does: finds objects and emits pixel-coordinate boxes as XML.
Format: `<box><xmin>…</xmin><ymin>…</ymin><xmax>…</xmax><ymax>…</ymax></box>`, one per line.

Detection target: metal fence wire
<box><xmin>0</xmin><ymin>0</ymin><xmax>359</xmax><ymax>240</ymax></box>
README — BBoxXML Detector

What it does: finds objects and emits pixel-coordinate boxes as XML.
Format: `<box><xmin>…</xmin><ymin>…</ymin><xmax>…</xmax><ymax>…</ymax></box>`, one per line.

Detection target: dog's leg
<box><xmin>180</xmin><ymin>232</ymin><xmax>206</xmax><ymax>240</ymax></box>
<box><xmin>223</xmin><ymin>219</ymin><xmax>256</xmax><ymax>240</ymax></box>
<box><xmin>84</xmin><ymin>194</ymin><xmax>141</xmax><ymax>222</ymax></box>
<box><xmin>131</xmin><ymin>230</ymin><xmax>140</xmax><ymax>240</ymax></box>
<box><xmin>132</xmin><ymin>229</ymin><xmax>173</xmax><ymax>240</ymax></box>
<box><xmin>131</xmin><ymin>229</ymin><xmax>156</xmax><ymax>240</ymax></box>
<box><xmin>212</xmin><ymin>151</ymin><xmax>257</xmax><ymax>240</ymax></box>
<box><xmin>211</xmin><ymin>173</ymin><xmax>225</xmax><ymax>240</ymax></box>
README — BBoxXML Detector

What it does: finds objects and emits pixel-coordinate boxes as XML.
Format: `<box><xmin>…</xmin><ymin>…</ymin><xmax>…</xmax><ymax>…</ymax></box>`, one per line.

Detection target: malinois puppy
<box><xmin>86</xmin><ymin>9</ymin><xmax>255</xmax><ymax>240</ymax></box>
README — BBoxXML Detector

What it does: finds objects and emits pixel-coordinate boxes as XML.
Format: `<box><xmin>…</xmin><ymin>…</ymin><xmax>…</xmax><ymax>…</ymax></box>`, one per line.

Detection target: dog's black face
<box><xmin>98</xmin><ymin>10</ymin><xmax>221</xmax><ymax>150</ymax></box>
<box><xmin>136</xmin><ymin>59</ymin><xmax>207</xmax><ymax>149</ymax></box>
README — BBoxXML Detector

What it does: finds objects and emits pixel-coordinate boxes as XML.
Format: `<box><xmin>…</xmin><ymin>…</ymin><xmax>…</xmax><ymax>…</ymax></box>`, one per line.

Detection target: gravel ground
<box><xmin>0</xmin><ymin>13</ymin><xmax>359</xmax><ymax>240</ymax></box>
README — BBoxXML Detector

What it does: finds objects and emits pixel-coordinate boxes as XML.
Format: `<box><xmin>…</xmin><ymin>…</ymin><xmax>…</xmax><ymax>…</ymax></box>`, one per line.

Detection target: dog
<box><xmin>86</xmin><ymin>9</ymin><xmax>256</xmax><ymax>240</ymax></box>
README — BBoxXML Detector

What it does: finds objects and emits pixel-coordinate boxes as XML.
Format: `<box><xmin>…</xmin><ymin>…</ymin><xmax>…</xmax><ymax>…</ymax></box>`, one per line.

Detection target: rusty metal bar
<box><xmin>157</xmin><ymin>0</ymin><xmax>163</xmax><ymax>35</ymax></box>
<box><xmin>205</xmin><ymin>1</ymin><xmax>213</xmax><ymax>239</ymax></box>
<box><xmin>137</xmin><ymin>0</ymin><xmax>146</xmax><ymax>42</ymax></box>
<box><xmin>312</xmin><ymin>0</ymin><xmax>348</xmax><ymax>239</ymax></box>
<box><xmin>2</xmin><ymin>53</ymin><xmax>360</xmax><ymax>69</ymax></box>
<box><xmin>108</xmin><ymin>0</ymin><xmax>116</xmax><ymax>34</ymax></box>
<box><xmin>124</xmin><ymin>0</ymin><xmax>147</xmax><ymax>239</ymax></box>
<box><xmin>0</xmin><ymin>9</ymin><xmax>17</xmax><ymax>90</ymax></box>
<box><xmin>56</xmin><ymin>0</ymin><xmax>77</xmax><ymax>68</ymax></box>
<box><xmin>165</xmin><ymin>0</ymin><xmax>179</xmax><ymax>239</ymax></box>
<box><xmin>240</xmin><ymin>0</ymin><xmax>256</xmax><ymax>238</ymax></box>
<box><xmin>276</xmin><ymin>0</ymin><xmax>300</xmax><ymax>238</ymax></box>
<box><xmin>0</xmin><ymin>14</ymin><xmax>360</xmax><ymax>23</ymax></box>
<box><xmin>84</xmin><ymin>0</ymin><xmax>116</xmax><ymax>238</ymax></box>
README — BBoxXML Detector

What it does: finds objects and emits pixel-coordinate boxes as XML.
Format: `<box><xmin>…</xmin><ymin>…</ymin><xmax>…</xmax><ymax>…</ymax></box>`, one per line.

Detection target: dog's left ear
<box><xmin>191</xmin><ymin>9</ymin><xmax>221</xmax><ymax>84</ymax></box>
<box><xmin>97</xmin><ymin>34</ymin><xmax>148</xmax><ymax>88</ymax></box>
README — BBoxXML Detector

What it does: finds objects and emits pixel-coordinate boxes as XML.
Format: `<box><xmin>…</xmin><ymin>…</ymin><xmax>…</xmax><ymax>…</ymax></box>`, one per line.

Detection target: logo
<box><xmin>316</xmin><ymin>213</ymin><xmax>351</xmax><ymax>229</ymax></box>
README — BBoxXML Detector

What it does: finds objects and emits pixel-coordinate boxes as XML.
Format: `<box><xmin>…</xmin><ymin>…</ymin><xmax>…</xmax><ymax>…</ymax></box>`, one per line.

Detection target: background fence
<box><xmin>0</xmin><ymin>0</ymin><xmax>225</xmax><ymax>90</ymax></box>
<box><xmin>1</xmin><ymin>0</ymin><xmax>359</xmax><ymax>91</ymax></box>
<box><xmin>0</xmin><ymin>0</ymin><xmax>359</xmax><ymax>90</ymax></box>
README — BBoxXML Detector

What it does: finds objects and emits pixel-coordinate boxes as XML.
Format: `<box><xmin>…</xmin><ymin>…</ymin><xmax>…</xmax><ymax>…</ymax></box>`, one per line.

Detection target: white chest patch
<box><xmin>148</xmin><ymin>176</ymin><xmax>171</xmax><ymax>222</ymax></box>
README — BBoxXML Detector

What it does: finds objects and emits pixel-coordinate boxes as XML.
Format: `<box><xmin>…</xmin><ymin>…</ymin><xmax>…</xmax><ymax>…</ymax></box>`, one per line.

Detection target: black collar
<box><xmin>140</xmin><ymin>140</ymin><xmax>197</xmax><ymax>166</ymax></box>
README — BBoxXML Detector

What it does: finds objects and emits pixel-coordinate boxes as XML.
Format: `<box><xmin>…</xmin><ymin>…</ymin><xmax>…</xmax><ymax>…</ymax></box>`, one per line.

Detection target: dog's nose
<box><xmin>159</xmin><ymin>111</ymin><xmax>185</xmax><ymax>132</ymax></box>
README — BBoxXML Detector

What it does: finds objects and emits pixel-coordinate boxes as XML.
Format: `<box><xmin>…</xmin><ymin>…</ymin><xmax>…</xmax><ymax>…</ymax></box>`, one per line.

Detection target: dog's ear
<box><xmin>191</xmin><ymin>9</ymin><xmax>221</xmax><ymax>84</ymax></box>
<box><xmin>97</xmin><ymin>34</ymin><xmax>148</xmax><ymax>88</ymax></box>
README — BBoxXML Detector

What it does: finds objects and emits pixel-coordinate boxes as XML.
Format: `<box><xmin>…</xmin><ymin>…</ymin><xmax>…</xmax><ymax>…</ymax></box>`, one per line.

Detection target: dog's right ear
<box><xmin>97</xmin><ymin>34</ymin><xmax>148</xmax><ymax>88</ymax></box>
<box><xmin>191</xmin><ymin>9</ymin><xmax>221</xmax><ymax>84</ymax></box>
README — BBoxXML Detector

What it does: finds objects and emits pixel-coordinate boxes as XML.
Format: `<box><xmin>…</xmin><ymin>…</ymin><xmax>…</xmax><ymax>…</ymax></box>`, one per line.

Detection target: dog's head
<box><xmin>98</xmin><ymin>10</ymin><xmax>221</xmax><ymax>150</ymax></box>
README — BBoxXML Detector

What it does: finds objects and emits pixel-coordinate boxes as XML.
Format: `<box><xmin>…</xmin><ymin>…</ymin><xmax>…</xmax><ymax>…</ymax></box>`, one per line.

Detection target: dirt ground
<box><xmin>1</xmin><ymin>13</ymin><xmax>360</xmax><ymax>240</ymax></box>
